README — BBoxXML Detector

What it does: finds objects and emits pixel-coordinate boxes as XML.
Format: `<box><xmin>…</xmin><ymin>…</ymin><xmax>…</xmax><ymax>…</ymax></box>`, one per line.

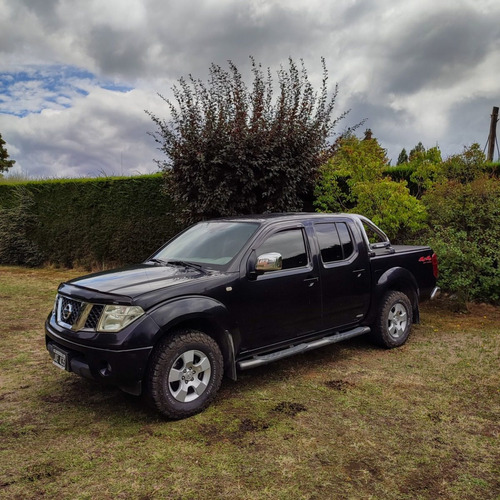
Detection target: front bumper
<box><xmin>45</xmin><ymin>320</ymin><xmax>153</xmax><ymax>395</ymax></box>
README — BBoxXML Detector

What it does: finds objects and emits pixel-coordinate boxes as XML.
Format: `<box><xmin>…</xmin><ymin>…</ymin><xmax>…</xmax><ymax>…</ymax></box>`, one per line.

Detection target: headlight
<box><xmin>97</xmin><ymin>305</ymin><xmax>145</xmax><ymax>332</ymax></box>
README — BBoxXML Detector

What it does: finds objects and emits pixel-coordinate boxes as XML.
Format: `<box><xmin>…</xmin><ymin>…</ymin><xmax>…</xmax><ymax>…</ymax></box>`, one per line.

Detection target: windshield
<box><xmin>151</xmin><ymin>221</ymin><xmax>260</xmax><ymax>267</ymax></box>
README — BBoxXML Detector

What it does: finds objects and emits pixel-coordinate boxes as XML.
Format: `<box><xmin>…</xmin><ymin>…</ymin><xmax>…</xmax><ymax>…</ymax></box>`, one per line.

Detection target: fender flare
<box><xmin>148</xmin><ymin>295</ymin><xmax>239</xmax><ymax>380</ymax></box>
<box><xmin>373</xmin><ymin>267</ymin><xmax>420</xmax><ymax>322</ymax></box>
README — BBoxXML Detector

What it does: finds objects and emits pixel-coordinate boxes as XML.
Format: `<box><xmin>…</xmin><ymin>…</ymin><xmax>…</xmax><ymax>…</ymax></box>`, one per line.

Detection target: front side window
<box><xmin>256</xmin><ymin>228</ymin><xmax>308</xmax><ymax>270</ymax></box>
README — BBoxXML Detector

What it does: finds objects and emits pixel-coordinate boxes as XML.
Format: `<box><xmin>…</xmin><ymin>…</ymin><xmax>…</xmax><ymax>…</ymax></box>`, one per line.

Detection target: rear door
<box><xmin>314</xmin><ymin>220</ymin><xmax>371</xmax><ymax>328</ymax></box>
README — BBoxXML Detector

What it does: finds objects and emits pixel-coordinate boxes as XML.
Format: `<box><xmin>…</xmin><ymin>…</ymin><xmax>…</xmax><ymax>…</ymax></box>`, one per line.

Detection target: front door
<box><xmin>236</xmin><ymin>226</ymin><xmax>322</xmax><ymax>352</ymax></box>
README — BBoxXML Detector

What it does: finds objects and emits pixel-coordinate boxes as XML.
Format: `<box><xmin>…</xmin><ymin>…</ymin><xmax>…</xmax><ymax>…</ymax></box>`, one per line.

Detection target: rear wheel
<box><xmin>147</xmin><ymin>330</ymin><xmax>223</xmax><ymax>419</ymax></box>
<box><xmin>371</xmin><ymin>291</ymin><xmax>413</xmax><ymax>348</ymax></box>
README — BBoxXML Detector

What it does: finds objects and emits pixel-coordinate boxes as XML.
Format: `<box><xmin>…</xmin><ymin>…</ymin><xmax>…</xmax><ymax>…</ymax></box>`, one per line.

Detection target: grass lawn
<box><xmin>0</xmin><ymin>266</ymin><xmax>499</xmax><ymax>499</ymax></box>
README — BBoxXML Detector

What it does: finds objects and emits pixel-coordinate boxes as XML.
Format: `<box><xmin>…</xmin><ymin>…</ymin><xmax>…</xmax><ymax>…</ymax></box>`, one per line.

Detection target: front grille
<box><xmin>56</xmin><ymin>295</ymin><xmax>104</xmax><ymax>331</ymax></box>
<box><xmin>85</xmin><ymin>305</ymin><xmax>104</xmax><ymax>329</ymax></box>
<box><xmin>58</xmin><ymin>296</ymin><xmax>84</xmax><ymax>326</ymax></box>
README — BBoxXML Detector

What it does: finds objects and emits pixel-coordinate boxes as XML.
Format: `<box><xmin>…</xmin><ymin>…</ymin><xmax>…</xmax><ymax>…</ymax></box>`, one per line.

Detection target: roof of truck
<box><xmin>211</xmin><ymin>212</ymin><xmax>353</xmax><ymax>223</ymax></box>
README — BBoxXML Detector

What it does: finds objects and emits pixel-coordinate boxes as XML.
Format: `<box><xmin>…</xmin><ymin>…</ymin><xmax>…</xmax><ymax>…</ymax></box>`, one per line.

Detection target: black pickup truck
<box><xmin>45</xmin><ymin>213</ymin><xmax>439</xmax><ymax>419</ymax></box>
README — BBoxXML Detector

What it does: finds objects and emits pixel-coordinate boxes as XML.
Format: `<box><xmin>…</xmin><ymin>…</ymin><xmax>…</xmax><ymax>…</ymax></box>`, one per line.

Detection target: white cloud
<box><xmin>1</xmin><ymin>86</ymin><xmax>169</xmax><ymax>177</ymax></box>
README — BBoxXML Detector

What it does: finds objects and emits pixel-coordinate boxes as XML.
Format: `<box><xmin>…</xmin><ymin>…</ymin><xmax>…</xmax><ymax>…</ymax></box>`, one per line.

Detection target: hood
<box><xmin>65</xmin><ymin>263</ymin><xmax>212</xmax><ymax>298</ymax></box>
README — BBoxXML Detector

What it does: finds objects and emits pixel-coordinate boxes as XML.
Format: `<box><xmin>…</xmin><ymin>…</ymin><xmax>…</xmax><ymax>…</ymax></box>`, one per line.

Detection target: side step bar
<box><xmin>237</xmin><ymin>326</ymin><xmax>371</xmax><ymax>370</ymax></box>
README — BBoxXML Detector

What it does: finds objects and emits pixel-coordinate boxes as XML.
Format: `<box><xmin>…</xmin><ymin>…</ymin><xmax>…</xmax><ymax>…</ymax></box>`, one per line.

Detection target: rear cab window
<box><xmin>315</xmin><ymin>222</ymin><xmax>355</xmax><ymax>264</ymax></box>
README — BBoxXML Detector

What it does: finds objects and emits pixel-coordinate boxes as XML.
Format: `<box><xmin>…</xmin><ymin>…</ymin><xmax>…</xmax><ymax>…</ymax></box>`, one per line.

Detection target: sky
<box><xmin>1</xmin><ymin>0</ymin><xmax>499</xmax><ymax>178</ymax></box>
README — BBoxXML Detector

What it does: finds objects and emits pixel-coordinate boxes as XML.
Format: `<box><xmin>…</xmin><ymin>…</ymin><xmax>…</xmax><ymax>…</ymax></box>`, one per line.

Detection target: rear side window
<box><xmin>316</xmin><ymin>222</ymin><xmax>354</xmax><ymax>263</ymax></box>
<box><xmin>337</xmin><ymin>223</ymin><xmax>354</xmax><ymax>259</ymax></box>
<box><xmin>256</xmin><ymin>228</ymin><xmax>308</xmax><ymax>270</ymax></box>
<box><xmin>315</xmin><ymin>224</ymin><xmax>343</xmax><ymax>262</ymax></box>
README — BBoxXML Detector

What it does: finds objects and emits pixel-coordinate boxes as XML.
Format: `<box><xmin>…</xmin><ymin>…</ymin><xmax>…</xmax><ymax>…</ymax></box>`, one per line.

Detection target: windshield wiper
<box><xmin>147</xmin><ymin>258</ymin><xmax>167</xmax><ymax>265</ymax></box>
<box><xmin>167</xmin><ymin>260</ymin><xmax>206</xmax><ymax>273</ymax></box>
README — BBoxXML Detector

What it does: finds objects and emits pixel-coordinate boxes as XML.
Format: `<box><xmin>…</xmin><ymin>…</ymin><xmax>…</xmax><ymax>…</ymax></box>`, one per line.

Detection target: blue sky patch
<box><xmin>0</xmin><ymin>65</ymin><xmax>133</xmax><ymax>117</ymax></box>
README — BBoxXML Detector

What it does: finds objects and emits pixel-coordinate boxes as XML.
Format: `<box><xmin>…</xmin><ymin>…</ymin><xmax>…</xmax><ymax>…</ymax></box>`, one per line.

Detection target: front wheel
<box><xmin>371</xmin><ymin>291</ymin><xmax>413</xmax><ymax>348</ymax></box>
<box><xmin>147</xmin><ymin>330</ymin><xmax>223</xmax><ymax>419</ymax></box>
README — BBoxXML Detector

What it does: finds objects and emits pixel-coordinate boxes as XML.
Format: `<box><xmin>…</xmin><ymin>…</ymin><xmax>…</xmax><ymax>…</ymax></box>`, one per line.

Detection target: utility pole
<box><xmin>486</xmin><ymin>106</ymin><xmax>499</xmax><ymax>162</ymax></box>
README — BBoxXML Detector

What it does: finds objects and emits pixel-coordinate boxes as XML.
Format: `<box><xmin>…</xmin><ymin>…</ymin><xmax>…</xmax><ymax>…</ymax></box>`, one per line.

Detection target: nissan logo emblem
<box><xmin>62</xmin><ymin>303</ymin><xmax>73</xmax><ymax>321</ymax></box>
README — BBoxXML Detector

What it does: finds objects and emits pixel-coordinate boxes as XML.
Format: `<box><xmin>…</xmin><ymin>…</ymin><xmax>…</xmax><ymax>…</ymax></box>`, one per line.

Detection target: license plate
<box><xmin>52</xmin><ymin>346</ymin><xmax>68</xmax><ymax>371</ymax></box>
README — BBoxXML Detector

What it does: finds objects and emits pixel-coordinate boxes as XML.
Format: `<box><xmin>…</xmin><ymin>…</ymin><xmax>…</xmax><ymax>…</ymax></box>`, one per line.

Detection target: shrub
<box><xmin>424</xmin><ymin>175</ymin><xmax>500</xmax><ymax>304</ymax></box>
<box><xmin>441</xmin><ymin>143</ymin><xmax>489</xmax><ymax>183</ymax></box>
<box><xmin>353</xmin><ymin>179</ymin><xmax>427</xmax><ymax>242</ymax></box>
<box><xmin>149</xmin><ymin>58</ymin><xmax>348</xmax><ymax>222</ymax></box>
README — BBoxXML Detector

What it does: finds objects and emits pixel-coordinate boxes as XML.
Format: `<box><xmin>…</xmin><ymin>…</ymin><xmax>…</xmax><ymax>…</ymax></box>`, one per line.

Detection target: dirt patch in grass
<box><xmin>400</xmin><ymin>449</ymin><xmax>470</xmax><ymax>499</ymax></box>
<box><xmin>196</xmin><ymin>401</ymin><xmax>306</xmax><ymax>445</ymax></box>
<box><xmin>272</xmin><ymin>401</ymin><xmax>308</xmax><ymax>417</ymax></box>
<box><xmin>324</xmin><ymin>379</ymin><xmax>355</xmax><ymax>391</ymax></box>
<box><xmin>238</xmin><ymin>417</ymin><xmax>270</xmax><ymax>433</ymax></box>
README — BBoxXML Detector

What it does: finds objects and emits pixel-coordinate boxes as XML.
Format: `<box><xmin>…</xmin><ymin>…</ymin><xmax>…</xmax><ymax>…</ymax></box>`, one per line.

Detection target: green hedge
<box><xmin>383</xmin><ymin>165</ymin><xmax>419</xmax><ymax>195</ymax></box>
<box><xmin>0</xmin><ymin>175</ymin><xmax>181</xmax><ymax>269</ymax></box>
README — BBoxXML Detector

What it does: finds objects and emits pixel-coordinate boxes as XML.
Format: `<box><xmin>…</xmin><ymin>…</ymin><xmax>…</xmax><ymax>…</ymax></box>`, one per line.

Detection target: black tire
<box><xmin>147</xmin><ymin>330</ymin><xmax>223</xmax><ymax>419</ymax></box>
<box><xmin>371</xmin><ymin>291</ymin><xmax>413</xmax><ymax>348</ymax></box>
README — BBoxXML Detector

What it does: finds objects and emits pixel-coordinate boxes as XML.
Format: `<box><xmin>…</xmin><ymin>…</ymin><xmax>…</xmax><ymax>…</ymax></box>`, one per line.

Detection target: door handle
<box><xmin>304</xmin><ymin>277</ymin><xmax>319</xmax><ymax>287</ymax></box>
<box><xmin>353</xmin><ymin>268</ymin><xmax>365</xmax><ymax>278</ymax></box>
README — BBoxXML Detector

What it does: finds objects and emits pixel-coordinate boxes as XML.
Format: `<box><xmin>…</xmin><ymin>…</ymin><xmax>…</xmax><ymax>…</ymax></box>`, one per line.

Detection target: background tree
<box><xmin>396</xmin><ymin>148</ymin><xmax>408</xmax><ymax>165</ymax></box>
<box><xmin>409</xmin><ymin>141</ymin><xmax>425</xmax><ymax>161</ymax></box>
<box><xmin>314</xmin><ymin>132</ymin><xmax>388</xmax><ymax>211</ymax></box>
<box><xmin>0</xmin><ymin>133</ymin><xmax>16</xmax><ymax>175</ymax></box>
<box><xmin>314</xmin><ymin>132</ymin><xmax>427</xmax><ymax>241</ymax></box>
<box><xmin>148</xmin><ymin>58</ymin><xmax>347</xmax><ymax>222</ymax></box>
<box><xmin>408</xmin><ymin>145</ymin><xmax>443</xmax><ymax>196</ymax></box>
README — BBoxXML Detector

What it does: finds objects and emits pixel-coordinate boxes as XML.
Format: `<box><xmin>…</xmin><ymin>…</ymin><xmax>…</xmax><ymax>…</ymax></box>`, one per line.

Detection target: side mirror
<box><xmin>255</xmin><ymin>252</ymin><xmax>283</xmax><ymax>272</ymax></box>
